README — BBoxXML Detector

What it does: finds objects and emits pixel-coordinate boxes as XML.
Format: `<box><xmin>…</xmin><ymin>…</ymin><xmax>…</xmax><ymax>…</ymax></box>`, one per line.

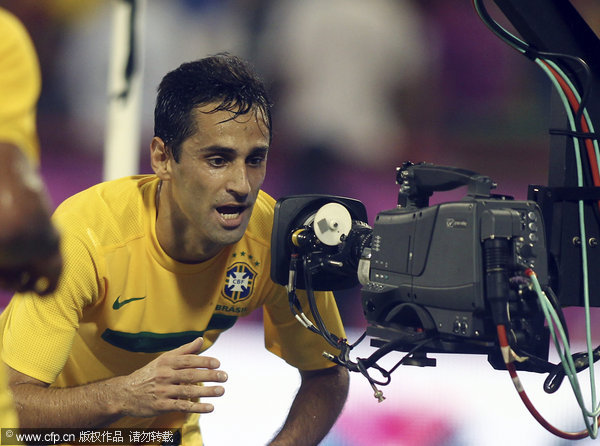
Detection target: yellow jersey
<box><xmin>0</xmin><ymin>6</ymin><xmax>42</xmax><ymax>429</ymax></box>
<box><xmin>0</xmin><ymin>175</ymin><xmax>345</xmax><ymax>442</ymax></box>
<box><xmin>0</xmin><ymin>7</ymin><xmax>40</xmax><ymax>163</ymax></box>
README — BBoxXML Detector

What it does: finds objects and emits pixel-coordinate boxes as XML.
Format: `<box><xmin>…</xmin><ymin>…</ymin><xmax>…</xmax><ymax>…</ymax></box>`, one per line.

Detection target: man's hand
<box><xmin>8</xmin><ymin>337</ymin><xmax>228</xmax><ymax>428</ymax></box>
<box><xmin>121</xmin><ymin>337</ymin><xmax>228</xmax><ymax>417</ymax></box>
<box><xmin>0</xmin><ymin>143</ymin><xmax>62</xmax><ymax>294</ymax></box>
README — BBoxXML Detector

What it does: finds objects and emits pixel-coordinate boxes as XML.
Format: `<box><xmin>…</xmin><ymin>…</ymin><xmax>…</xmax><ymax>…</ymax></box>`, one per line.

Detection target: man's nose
<box><xmin>226</xmin><ymin>163</ymin><xmax>251</xmax><ymax>198</ymax></box>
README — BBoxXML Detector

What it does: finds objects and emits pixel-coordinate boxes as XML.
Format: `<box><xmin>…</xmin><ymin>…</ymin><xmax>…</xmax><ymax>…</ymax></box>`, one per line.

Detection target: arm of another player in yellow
<box><xmin>0</xmin><ymin>142</ymin><xmax>61</xmax><ymax>294</ymax></box>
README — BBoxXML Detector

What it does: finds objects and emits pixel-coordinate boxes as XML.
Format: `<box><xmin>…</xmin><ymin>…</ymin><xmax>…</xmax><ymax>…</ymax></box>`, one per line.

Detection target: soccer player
<box><xmin>0</xmin><ymin>7</ymin><xmax>62</xmax><ymax>427</ymax></box>
<box><xmin>1</xmin><ymin>53</ymin><xmax>349</xmax><ymax>445</ymax></box>
<box><xmin>0</xmin><ymin>7</ymin><xmax>61</xmax><ymax>298</ymax></box>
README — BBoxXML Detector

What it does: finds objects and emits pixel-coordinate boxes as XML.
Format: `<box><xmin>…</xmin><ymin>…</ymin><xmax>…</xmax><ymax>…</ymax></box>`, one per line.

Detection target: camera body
<box><xmin>363</xmin><ymin>195</ymin><xmax>549</xmax><ymax>366</ymax></box>
<box><xmin>271</xmin><ymin>163</ymin><xmax>551</xmax><ymax>371</ymax></box>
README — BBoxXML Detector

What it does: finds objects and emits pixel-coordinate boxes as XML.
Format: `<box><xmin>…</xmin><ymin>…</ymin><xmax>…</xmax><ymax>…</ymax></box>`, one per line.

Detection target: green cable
<box><xmin>531</xmin><ymin>276</ymin><xmax>584</xmax><ymax>407</ymax></box>
<box><xmin>531</xmin><ymin>61</ymin><xmax>599</xmax><ymax>435</ymax></box>
<box><xmin>531</xmin><ymin>272</ymin><xmax>599</xmax><ymax>436</ymax></box>
<box><xmin>473</xmin><ymin>0</ymin><xmax>600</xmax><ymax>434</ymax></box>
<box><xmin>538</xmin><ymin>59</ymin><xmax>597</xmax><ymax>408</ymax></box>
<box><xmin>543</xmin><ymin>59</ymin><xmax>600</xmax><ymax>177</ymax></box>
<box><xmin>536</xmin><ymin>59</ymin><xmax>600</xmax><ymax>423</ymax></box>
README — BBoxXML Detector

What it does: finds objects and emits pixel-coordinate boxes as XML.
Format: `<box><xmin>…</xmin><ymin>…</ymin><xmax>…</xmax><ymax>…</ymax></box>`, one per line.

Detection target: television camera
<box><xmin>271</xmin><ymin>162</ymin><xmax>556</xmax><ymax>374</ymax></box>
<box><xmin>271</xmin><ymin>161</ymin><xmax>599</xmax><ymax>437</ymax></box>
<box><xmin>270</xmin><ymin>0</ymin><xmax>600</xmax><ymax>438</ymax></box>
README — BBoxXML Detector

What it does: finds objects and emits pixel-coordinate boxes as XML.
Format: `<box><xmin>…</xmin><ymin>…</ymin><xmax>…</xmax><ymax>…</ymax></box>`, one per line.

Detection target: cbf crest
<box><xmin>222</xmin><ymin>262</ymin><xmax>257</xmax><ymax>303</ymax></box>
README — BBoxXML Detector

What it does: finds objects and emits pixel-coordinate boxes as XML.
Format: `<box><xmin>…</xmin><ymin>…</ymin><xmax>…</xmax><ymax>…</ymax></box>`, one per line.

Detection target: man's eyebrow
<box><xmin>250</xmin><ymin>146</ymin><xmax>270</xmax><ymax>155</ymax></box>
<box><xmin>198</xmin><ymin>145</ymin><xmax>269</xmax><ymax>155</ymax></box>
<box><xmin>197</xmin><ymin>145</ymin><xmax>236</xmax><ymax>154</ymax></box>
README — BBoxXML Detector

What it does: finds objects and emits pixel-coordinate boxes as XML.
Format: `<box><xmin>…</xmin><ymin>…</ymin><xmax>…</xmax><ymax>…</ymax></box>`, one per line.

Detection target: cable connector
<box><xmin>322</xmin><ymin>351</ymin><xmax>335</xmax><ymax>361</ymax></box>
<box><xmin>370</xmin><ymin>382</ymin><xmax>386</xmax><ymax>403</ymax></box>
<box><xmin>322</xmin><ymin>351</ymin><xmax>343</xmax><ymax>367</ymax></box>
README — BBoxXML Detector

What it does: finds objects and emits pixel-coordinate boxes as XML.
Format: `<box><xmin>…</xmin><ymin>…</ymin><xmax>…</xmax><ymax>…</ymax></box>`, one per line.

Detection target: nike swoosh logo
<box><xmin>112</xmin><ymin>295</ymin><xmax>146</xmax><ymax>310</ymax></box>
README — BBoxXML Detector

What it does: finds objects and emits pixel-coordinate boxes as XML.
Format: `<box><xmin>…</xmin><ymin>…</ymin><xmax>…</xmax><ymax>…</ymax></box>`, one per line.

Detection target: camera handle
<box><xmin>396</xmin><ymin>162</ymin><xmax>497</xmax><ymax>208</ymax></box>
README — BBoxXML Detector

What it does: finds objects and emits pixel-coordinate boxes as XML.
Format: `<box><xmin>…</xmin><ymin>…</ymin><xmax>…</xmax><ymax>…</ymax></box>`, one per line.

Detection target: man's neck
<box><xmin>154</xmin><ymin>181</ymin><xmax>221</xmax><ymax>264</ymax></box>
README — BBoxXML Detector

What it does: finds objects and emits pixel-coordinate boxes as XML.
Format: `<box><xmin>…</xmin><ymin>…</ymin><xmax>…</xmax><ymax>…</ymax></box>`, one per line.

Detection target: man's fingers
<box><xmin>173</xmin><ymin>399</ymin><xmax>217</xmax><ymax>414</ymax></box>
<box><xmin>157</xmin><ymin>340</ymin><xmax>227</xmax><ymax>383</ymax></box>
<box><xmin>125</xmin><ymin>339</ymin><xmax>228</xmax><ymax>417</ymax></box>
<box><xmin>171</xmin><ymin>367</ymin><xmax>228</xmax><ymax>385</ymax></box>
<box><xmin>163</xmin><ymin>383</ymin><xmax>225</xmax><ymax>401</ymax></box>
<box><xmin>148</xmin><ymin>392</ymin><xmax>223</xmax><ymax>415</ymax></box>
<box><xmin>34</xmin><ymin>253</ymin><xmax>63</xmax><ymax>295</ymax></box>
<box><xmin>169</xmin><ymin>353</ymin><xmax>222</xmax><ymax>371</ymax></box>
<box><xmin>163</xmin><ymin>338</ymin><xmax>223</xmax><ymax>372</ymax></box>
<box><xmin>166</xmin><ymin>337</ymin><xmax>205</xmax><ymax>356</ymax></box>
<box><xmin>0</xmin><ymin>248</ymin><xmax>62</xmax><ymax>295</ymax></box>
<box><xmin>144</xmin><ymin>384</ymin><xmax>225</xmax><ymax>415</ymax></box>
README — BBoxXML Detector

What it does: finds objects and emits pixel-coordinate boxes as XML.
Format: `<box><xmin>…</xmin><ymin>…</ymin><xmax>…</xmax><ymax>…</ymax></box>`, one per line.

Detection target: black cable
<box><xmin>474</xmin><ymin>0</ymin><xmax>594</xmax><ymax>135</ymax></box>
<box><xmin>350</xmin><ymin>331</ymin><xmax>367</xmax><ymax>349</ymax></box>
<box><xmin>302</xmin><ymin>256</ymin><xmax>341</xmax><ymax>347</ymax></box>
<box><xmin>549</xmin><ymin>129</ymin><xmax>598</xmax><ymax>140</ymax></box>
<box><xmin>544</xmin><ymin>346</ymin><xmax>600</xmax><ymax>394</ymax></box>
<box><xmin>387</xmin><ymin>338</ymin><xmax>437</xmax><ymax>376</ymax></box>
<box><xmin>353</xmin><ymin>336</ymin><xmax>435</xmax><ymax>388</ymax></box>
<box><xmin>294</xmin><ymin>252</ymin><xmax>435</xmax><ymax>390</ymax></box>
<box><xmin>473</xmin><ymin>0</ymin><xmax>528</xmax><ymax>53</ymax></box>
<box><xmin>287</xmin><ymin>255</ymin><xmax>320</xmax><ymax>335</ymax></box>
<box><xmin>356</xmin><ymin>358</ymin><xmax>391</xmax><ymax>388</ymax></box>
<box><xmin>287</xmin><ymin>289</ymin><xmax>320</xmax><ymax>336</ymax></box>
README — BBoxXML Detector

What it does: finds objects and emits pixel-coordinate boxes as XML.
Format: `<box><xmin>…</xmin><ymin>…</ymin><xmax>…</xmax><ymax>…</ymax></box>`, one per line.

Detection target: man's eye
<box><xmin>207</xmin><ymin>157</ymin><xmax>227</xmax><ymax>167</ymax></box>
<box><xmin>248</xmin><ymin>156</ymin><xmax>266</xmax><ymax>167</ymax></box>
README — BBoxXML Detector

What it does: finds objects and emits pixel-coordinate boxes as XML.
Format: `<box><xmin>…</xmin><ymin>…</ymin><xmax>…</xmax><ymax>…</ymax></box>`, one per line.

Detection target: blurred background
<box><xmin>2</xmin><ymin>0</ymin><xmax>600</xmax><ymax>444</ymax></box>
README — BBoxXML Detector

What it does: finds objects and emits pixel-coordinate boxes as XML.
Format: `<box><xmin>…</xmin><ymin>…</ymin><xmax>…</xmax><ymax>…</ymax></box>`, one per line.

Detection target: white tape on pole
<box><xmin>103</xmin><ymin>0</ymin><xmax>146</xmax><ymax>181</ymax></box>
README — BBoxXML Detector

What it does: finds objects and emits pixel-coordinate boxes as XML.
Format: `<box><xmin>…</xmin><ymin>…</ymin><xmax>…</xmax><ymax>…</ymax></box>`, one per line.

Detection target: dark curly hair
<box><xmin>154</xmin><ymin>53</ymin><xmax>272</xmax><ymax>162</ymax></box>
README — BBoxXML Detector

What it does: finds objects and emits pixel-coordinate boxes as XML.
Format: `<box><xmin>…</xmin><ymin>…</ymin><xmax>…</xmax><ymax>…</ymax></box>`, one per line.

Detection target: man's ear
<box><xmin>150</xmin><ymin>137</ymin><xmax>171</xmax><ymax>180</ymax></box>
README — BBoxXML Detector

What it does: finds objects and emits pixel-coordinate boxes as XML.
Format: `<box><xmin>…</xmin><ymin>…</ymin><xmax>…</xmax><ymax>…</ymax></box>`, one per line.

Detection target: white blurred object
<box><xmin>58</xmin><ymin>0</ymin><xmax>249</xmax><ymax>158</ymax></box>
<box><xmin>103</xmin><ymin>0</ymin><xmax>146</xmax><ymax>180</ymax></box>
<box><xmin>257</xmin><ymin>0</ymin><xmax>432</xmax><ymax>167</ymax></box>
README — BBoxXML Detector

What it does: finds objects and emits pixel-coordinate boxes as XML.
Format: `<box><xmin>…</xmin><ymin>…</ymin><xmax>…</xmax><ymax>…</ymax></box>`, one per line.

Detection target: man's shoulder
<box><xmin>255</xmin><ymin>190</ymin><xmax>276</xmax><ymax>213</ymax></box>
<box><xmin>53</xmin><ymin>175</ymin><xmax>157</xmax><ymax>244</ymax></box>
<box><xmin>0</xmin><ymin>8</ymin><xmax>41</xmax><ymax>162</ymax></box>
<box><xmin>0</xmin><ymin>8</ymin><xmax>29</xmax><ymax>43</ymax></box>
<box><xmin>55</xmin><ymin>175</ymin><xmax>154</xmax><ymax>209</ymax></box>
<box><xmin>0</xmin><ymin>8</ymin><xmax>39</xmax><ymax>75</ymax></box>
<box><xmin>245</xmin><ymin>190</ymin><xmax>276</xmax><ymax>244</ymax></box>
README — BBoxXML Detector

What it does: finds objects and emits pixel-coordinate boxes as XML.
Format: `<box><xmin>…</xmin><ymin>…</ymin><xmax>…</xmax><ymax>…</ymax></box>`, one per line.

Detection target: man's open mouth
<box><xmin>216</xmin><ymin>205</ymin><xmax>245</xmax><ymax>220</ymax></box>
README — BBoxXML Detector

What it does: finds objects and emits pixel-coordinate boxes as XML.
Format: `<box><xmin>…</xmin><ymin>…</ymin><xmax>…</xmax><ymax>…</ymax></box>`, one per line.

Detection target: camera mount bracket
<box><xmin>396</xmin><ymin>162</ymin><xmax>497</xmax><ymax>208</ymax></box>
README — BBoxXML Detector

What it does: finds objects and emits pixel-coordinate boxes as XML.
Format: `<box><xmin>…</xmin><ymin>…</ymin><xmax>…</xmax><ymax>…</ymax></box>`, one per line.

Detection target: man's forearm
<box><xmin>9</xmin><ymin>368</ymin><xmax>128</xmax><ymax>428</ymax></box>
<box><xmin>6</xmin><ymin>338</ymin><xmax>227</xmax><ymax>428</ymax></box>
<box><xmin>270</xmin><ymin>365</ymin><xmax>349</xmax><ymax>446</ymax></box>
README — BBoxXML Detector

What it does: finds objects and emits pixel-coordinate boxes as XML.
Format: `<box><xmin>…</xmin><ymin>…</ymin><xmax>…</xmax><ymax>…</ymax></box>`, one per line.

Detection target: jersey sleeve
<box><xmin>263</xmin><ymin>284</ymin><xmax>346</xmax><ymax>371</ymax></box>
<box><xmin>0</xmin><ymin>8</ymin><xmax>41</xmax><ymax>163</ymax></box>
<box><xmin>0</xmin><ymin>215</ymin><xmax>102</xmax><ymax>383</ymax></box>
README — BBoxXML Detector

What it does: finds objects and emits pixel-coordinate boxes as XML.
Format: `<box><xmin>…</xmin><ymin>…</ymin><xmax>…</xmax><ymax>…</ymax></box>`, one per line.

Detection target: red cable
<box><xmin>497</xmin><ymin>323</ymin><xmax>593</xmax><ymax>439</ymax></box>
<box><xmin>474</xmin><ymin>0</ymin><xmax>600</xmax><ymax>194</ymax></box>
<box><xmin>540</xmin><ymin>61</ymin><xmax>600</xmax><ymax>190</ymax></box>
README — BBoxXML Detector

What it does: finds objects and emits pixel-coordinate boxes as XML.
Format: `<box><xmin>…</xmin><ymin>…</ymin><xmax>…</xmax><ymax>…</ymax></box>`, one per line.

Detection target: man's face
<box><xmin>159</xmin><ymin>103</ymin><xmax>270</xmax><ymax>258</ymax></box>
